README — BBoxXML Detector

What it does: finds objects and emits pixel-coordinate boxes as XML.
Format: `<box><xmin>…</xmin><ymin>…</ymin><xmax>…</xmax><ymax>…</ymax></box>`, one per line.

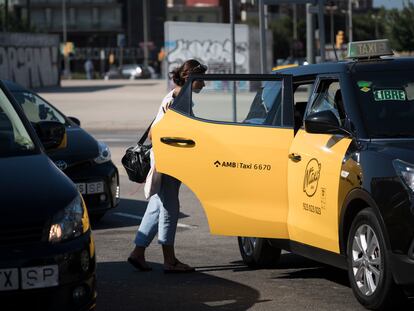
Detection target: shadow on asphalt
<box><xmin>191</xmin><ymin>253</ymin><xmax>323</xmax><ymax>274</ymax></box>
<box><xmin>91</xmin><ymin>198</ymin><xmax>190</xmax><ymax>231</ymax></box>
<box><xmin>34</xmin><ymin>84</ymin><xmax>124</xmax><ymax>93</ymax></box>
<box><xmin>277</xmin><ymin>252</ymin><xmax>322</xmax><ymax>270</ymax></box>
<box><xmin>96</xmin><ymin>261</ymin><xmax>265</xmax><ymax>311</ymax></box>
<box><xmin>195</xmin><ymin>262</ymin><xmax>251</xmax><ymax>273</ymax></box>
<box><xmin>35</xmin><ymin>82</ymin><xmax>159</xmax><ymax>94</ymax></box>
<box><xmin>277</xmin><ymin>266</ymin><xmax>350</xmax><ymax>287</ymax></box>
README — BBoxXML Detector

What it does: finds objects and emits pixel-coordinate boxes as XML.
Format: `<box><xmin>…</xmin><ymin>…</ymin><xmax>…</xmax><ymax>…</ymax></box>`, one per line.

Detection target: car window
<box><xmin>11</xmin><ymin>91</ymin><xmax>66</xmax><ymax>125</ymax></box>
<box><xmin>293</xmin><ymin>81</ymin><xmax>315</xmax><ymax>133</ymax></box>
<box><xmin>189</xmin><ymin>79</ymin><xmax>283</xmax><ymax>126</ymax></box>
<box><xmin>352</xmin><ymin>70</ymin><xmax>414</xmax><ymax>138</ymax></box>
<box><xmin>0</xmin><ymin>89</ymin><xmax>36</xmax><ymax>157</ymax></box>
<box><xmin>308</xmin><ymin>79</ymin><xmax>345</xmax><ymax>126</ymax></box>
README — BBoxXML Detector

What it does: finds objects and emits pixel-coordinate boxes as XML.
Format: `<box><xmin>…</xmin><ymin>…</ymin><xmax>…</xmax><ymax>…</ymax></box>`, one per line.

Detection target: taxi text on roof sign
<box><xmin>347</xmin><ymin>39</ymin><xmax>393</xmax><ymax>59</ymax></box>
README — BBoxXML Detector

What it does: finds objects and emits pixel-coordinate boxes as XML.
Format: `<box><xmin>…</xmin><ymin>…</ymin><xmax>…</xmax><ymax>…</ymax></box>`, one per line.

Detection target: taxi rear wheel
<box><xmin>347</xmin><ymin>208</ymin><xmax>405</xmax><ymax>310</ymax></box>
<box><xmin>238</xmin><ymin>237</ymin><xmax>281</xmax><ymax>268</ymax></box>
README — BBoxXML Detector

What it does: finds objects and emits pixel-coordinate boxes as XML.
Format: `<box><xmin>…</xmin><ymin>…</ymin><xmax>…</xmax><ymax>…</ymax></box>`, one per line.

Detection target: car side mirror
<box><xmin>35</xmin><ymin>121</ymin><xmax>67</xmax><ymax>150</ymax></box>
<box><xmin>304</xmin><ymin>110</ymin><xmax>350</xmax><ymax>136</ymax></box>
<box><xmin>68</xmin><ymin>116</ymin><xmax>81</xmax><ymax>126</ymax></box>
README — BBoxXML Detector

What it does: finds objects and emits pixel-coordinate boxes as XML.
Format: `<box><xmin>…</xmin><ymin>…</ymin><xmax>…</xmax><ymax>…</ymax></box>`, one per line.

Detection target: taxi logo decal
<box><xmin>357</xmin><ymin>81</ymin><xmax>372</xmax><ymax>93</ymax></box>
<box><xmin>303</xmin><ymin>158</ymin><xmax>321</xmax><ymax>197</ymax></box>
<box><xmin>213</xmin><ymin>160</ymin><xmax>271</xmax><ymax>171</ymax></box>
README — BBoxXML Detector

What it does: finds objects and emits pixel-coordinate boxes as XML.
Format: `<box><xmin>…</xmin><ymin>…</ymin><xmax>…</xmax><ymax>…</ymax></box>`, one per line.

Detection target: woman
<box><xmin>128</xmin><ymin>59</ymin><xmax>207</xmax><ymax>273</ymax></box>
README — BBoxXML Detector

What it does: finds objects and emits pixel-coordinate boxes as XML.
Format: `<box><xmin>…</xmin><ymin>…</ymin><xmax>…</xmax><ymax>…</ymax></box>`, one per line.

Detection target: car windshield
<box><xmin>0</xmin><ymin>88</ymin><xmax>36</xmax><ymax>157</ymax></box>
<box><xmin>11</xmin><ymin>91</ymin><xmax>67</xmax><ymax>125</ymax></box>
<box><xmin>352</xmin><ymin>70</ymin><xmax>414</xmax><ymax>138</ymax></box>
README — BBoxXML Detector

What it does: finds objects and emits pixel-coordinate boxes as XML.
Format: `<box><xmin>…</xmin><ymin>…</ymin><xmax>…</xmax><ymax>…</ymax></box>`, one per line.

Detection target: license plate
<box><xmin>76</xmin><ymin>181</ymin><xmax>104</xmax><ymax>195</ymax></box>
<box><xmin>0</xmin><ymin>268</ymin><xmax>19</xmax><ymax>291</ymax></box>
<box><xmin>21</xmin><ymin>265</ymin><xmax>58</xmax><ymax>290</ymax></box>
<box><xmin>0</xmin><ymin>265</ymin><xmax>59</xmax><ymax>291</ymax></box>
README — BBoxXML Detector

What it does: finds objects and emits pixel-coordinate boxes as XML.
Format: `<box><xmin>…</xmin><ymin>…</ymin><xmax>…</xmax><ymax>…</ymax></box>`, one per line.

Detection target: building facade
<box><xmin>11</xmin><ymin>0</ymin><xmax>166</xmax><ymax>73</ymax></box>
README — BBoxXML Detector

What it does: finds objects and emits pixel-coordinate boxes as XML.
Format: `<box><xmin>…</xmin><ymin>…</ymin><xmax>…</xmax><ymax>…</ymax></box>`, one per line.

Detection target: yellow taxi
<box><xmin>152</xmin><ymin>40</ymin><xmax>414</xmax><ymax>309</ymax></box>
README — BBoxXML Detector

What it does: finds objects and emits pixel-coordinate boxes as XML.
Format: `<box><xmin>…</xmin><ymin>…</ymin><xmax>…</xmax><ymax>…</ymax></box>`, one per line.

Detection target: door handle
<box><xmin>288</xmin><ymin>153</ymin><xmax>302</xmax><ymax>162</ymax></box>
<box><xmin>160</xmin><ymin>137</ymin><xmax>196</xmax><ymax>148</ymax></box>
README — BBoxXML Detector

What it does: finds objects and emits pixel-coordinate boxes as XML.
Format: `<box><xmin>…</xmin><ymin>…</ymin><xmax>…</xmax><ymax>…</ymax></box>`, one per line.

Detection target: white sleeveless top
<box><xmin>144</xmin><ymin>90</ymin><xmax>175</xmax><ymax>199</ymax></box>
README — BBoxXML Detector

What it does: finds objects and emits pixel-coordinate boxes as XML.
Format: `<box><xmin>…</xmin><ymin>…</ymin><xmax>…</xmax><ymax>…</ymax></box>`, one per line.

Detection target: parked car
<box><xmin>104</xmin><ymin>64</ymin><xmax>153</xmax><ymax>80</ymax></box>
<box><xmin>4</xmin><ymin>80</ymin><xmax>120</xmax><ymax>221</ymax></box>
<box><xmin>272</xmin><ymin>57</ymin><xmax>309</xmax><ymax>71</ymax></box>
<box><xmin>0</xmin><ymin>80</ymin><xmax>96</xmax><ymax>310</ymax></box>
<box><xmin>151</xmin><ymin>40</ymin><xmax>414</xmax><ymax>309</ymax></box>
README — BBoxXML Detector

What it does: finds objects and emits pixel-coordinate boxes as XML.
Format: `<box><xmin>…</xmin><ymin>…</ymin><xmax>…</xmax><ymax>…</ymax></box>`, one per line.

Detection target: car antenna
<box><xmin>332</xmin><ymin>43</ymin><xmax>339</xmax><ymax>62</ymax></box>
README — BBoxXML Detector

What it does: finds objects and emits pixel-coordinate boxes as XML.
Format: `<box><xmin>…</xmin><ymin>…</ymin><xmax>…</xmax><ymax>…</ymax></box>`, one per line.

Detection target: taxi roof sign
<box><xmin>347</xmin><ymin>39</ymin><xmax>393</xmax><ymax>59</ymax></box>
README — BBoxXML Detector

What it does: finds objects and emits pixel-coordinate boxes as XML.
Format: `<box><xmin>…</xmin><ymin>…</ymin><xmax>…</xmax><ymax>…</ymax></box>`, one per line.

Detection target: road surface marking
<box><xmin>113</xmin><ymin>212</ymin><xmax>197</xmax><ymax>229</ymax></box>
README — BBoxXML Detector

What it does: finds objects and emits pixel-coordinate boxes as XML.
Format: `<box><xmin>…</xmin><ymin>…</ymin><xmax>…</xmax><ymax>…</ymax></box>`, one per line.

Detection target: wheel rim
<box><xmin>351</xmin><ymin>224</ymin><xmax>382</xmax><ymax>297</ymax></box>
<box><xmin>241</xmin><ymin>237</ymin><xmax>257</xmax><ymax>257</ymax></box>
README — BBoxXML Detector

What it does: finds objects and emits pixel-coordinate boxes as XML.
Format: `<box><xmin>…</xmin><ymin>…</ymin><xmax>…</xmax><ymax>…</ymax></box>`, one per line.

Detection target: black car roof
<box><xmin>2</xmin><ymin>80</ymin><xmax>29</xmax><ymax>92</ymax></box>
<box><xmin>275</xmin><ymin>57</ymin><xmax>414</xmax><ymax>77</ymax></box>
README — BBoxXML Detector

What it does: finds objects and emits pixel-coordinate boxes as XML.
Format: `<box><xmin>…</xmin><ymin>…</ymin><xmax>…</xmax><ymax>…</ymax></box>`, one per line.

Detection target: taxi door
<box><xmin>287</xmin><ymin>77</ymin><xmax>352</xmax><ymax>253</ymax></box>
<box><xmin>152</xmin><ymin>74</ymin><xmax>294</xmax><ymax>238</ymax></box>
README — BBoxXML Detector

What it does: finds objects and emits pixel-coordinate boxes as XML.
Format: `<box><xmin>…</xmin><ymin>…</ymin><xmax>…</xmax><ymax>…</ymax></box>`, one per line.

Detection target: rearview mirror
<box><xmin>68</xmin><ymin>116</ymin><xmax>81</xmax><ymax>126</ymax></box>
<box><xmin>304</xmin><ymin>110</ymin><xmax>350</xmax><ymax>136</ymax></box>
<box><xmin>35</xmin><ymin>121</ymin><xmax>66</xmax><ymax>150</ymax></box>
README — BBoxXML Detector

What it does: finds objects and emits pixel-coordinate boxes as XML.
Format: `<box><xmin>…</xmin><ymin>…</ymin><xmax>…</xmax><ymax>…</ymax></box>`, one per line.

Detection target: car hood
<box><xmin>48</xmin><ymin>126</ymin><xmax>99</xmax><ymax>166</ymax></box>
<box><xmin>0</xmin><ymin>154</ymin><xmax>78</xmax><ymax>226</ymax></box>
<box><xmin>369</xmin><ymin>139</ymin><xmax>414</xmax><ymax>164</ymax></box>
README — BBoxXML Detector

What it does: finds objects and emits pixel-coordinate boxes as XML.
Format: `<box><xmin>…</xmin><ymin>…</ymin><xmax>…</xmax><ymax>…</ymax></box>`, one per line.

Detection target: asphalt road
<box><xmin>38</xmin><ymin>80</ymin><xmax>411</xmax><ymax>311</ymax></box>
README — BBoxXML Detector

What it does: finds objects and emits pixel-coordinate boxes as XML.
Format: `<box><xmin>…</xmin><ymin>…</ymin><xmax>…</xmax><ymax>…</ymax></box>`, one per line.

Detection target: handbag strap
<box><xmin>138</xmin><ymin>118</ymin><xmax>155</xmax><ymax>145</ymax></box>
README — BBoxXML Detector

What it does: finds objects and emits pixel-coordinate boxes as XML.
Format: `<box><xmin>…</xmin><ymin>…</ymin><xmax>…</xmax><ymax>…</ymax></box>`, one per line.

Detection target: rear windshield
<box><xmin>352</xmin><ymin>70</ymin><xmax>414</xmax><ymax>138</ymax></box>
<box><xmin>0</xmin><ymin>89</ymin><xmax>36</xmax><ymax>157</ymax></box>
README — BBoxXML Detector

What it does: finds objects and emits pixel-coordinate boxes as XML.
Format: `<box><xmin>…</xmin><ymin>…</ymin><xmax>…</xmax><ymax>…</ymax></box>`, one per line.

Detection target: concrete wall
<box><xmin>165</xmin><ymin>21</ymin><xmax>250</xmax><ymax>77</ymax></box>
<box><xmin>164</xmin><ymin>21</ymin><xmax>273</xmax><ymax>90</ymax></box>
<box><xmin>0</xmin><ymin>33</ymin><xmax>60</xmax><ymax>89</ymax></box>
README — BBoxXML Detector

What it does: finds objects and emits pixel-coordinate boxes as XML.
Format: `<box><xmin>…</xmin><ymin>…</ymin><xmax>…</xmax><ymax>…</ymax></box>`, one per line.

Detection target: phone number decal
<box><xmin>213</xmin><ymin>160</ymin><xmax>271</xmax><ymax>171</ymax></box>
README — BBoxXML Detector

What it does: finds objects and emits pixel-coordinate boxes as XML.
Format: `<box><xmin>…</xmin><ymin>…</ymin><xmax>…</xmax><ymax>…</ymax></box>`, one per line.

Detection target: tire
<box><xmin>238</xmin><ymin>237</ymin><xmax>281</xmax><ymax>268</ymax></box>
<box><xmin>347</xmin><ymin>208</ymin><xmax>405</xmax><ymax>310</ymax></box>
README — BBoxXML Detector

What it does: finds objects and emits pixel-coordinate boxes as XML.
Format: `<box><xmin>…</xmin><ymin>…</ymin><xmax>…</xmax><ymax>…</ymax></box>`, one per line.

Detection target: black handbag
<box><xmin>122</xmin><ymin>121</ymin><xmax>153</xmax><ymax>183</ymax></box>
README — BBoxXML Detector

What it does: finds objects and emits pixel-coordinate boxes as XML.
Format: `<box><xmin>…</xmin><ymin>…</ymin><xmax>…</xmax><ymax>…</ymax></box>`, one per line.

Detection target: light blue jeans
<box><xmin>135</xmin><ymin>174</ymin><xmax>181</xmax><ymax>247</ymax></box>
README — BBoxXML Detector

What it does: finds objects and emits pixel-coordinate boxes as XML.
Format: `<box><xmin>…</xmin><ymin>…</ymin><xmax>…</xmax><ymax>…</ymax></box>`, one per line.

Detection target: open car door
<box><xmin>152</xmin><ymin>74</ymin><xmax>294</xmax><ymax>238</ymax></box>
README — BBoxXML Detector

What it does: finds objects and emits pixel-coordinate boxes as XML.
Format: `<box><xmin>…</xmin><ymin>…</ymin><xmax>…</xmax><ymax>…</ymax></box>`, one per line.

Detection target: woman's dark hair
<box><xmin>169</xmin><ymin>59</ymin><xmax>207</xmax><ymax>86</ymax></box>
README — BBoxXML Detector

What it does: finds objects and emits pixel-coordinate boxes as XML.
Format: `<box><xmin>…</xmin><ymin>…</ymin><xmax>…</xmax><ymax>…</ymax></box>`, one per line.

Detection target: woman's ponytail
<box><xmin>169</xmin><ymin>59</ymin><xmax>207</xmax><ymax>86</ymax></box>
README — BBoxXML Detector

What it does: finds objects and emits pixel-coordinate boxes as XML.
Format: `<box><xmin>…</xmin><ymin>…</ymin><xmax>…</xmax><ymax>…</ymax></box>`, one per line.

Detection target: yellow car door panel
<box><xmin>153</xmin><ymin>111</ymin><xmax>293</xmax><ymax>238</ymax></box>
<box><xmin>288</xmin><ymin>130</ymin><xmax>352</xmax><ymax>252</ymax></box>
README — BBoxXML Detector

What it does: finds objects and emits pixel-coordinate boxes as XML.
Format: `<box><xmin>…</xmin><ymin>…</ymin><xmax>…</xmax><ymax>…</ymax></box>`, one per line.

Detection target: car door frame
<box><xmin>152</xmin><ymin>73</ymin><xmax>296</xmax><ymax>238</ymax></box>
<box><xmin>287</xmin><ymin>73</ymin><xmax>354</xmax><ymax>253</ymax></box>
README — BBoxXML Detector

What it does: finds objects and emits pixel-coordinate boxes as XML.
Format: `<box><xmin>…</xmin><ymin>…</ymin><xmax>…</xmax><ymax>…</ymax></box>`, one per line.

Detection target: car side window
<box><xmin>293</xmin><ymin>80</ymin><xmax>316</xmax><ymax>134</ymax></box>
<box><xmin>11</xmin><ymin>92</ymin><xmax>66</xmax><ymax>125</ymax></box>
<box><xmin>187</xmin><ymin>79</ymin><xmax>283</xmax><ymax>126</ymax></box>
<box><xmin>308</xmin><ymin>79</ymin><xmax>345</xmax><ymax>126</ymax></box>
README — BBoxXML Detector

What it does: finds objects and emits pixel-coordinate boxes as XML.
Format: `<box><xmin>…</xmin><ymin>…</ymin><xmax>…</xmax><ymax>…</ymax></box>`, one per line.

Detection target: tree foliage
<box><xmin>353</xmin><ymin>9</ymin><xmax>386</xmax><ymax>42</ymax></box>
<box><xmin>0</xmin><ymin>5</ymin><xmax>35</xmax><ymax>32</ymax></box>
<box><xmin>386</xmin><ymin>2</ymin><xmax>414</xmax><ymax>51</ymax></box>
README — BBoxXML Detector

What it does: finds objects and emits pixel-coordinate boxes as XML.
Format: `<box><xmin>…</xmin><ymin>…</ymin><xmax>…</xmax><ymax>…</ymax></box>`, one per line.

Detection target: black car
<box><xmin>151</xmin><ymin>40</ymin><xmax>414</xmax><ymax>309</ymax></box>
<box><xmin>104</xmin><ymin>64</ymin><xmax>154</xmax><ymax>80</ymax></box>
<box><xmin>0</xmin><ymin>81</ymin><xmax>96</xmax><ymax>310</ymax></box>
<box><xmin>4</xmin><ymin>80</ymin><xmax>120</xmax><ymax>221</ymax></box>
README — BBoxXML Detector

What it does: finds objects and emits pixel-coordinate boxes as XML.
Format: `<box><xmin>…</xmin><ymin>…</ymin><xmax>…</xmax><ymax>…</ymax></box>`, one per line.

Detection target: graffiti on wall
<box><xmin>0</xmin><ymin>46</ymin><xmax>59</xmax><ymax>88</ymax></box>
<box><xmin>167</xmin><ymin>39</ymin><xmax>248</xmax><ymax>74</ymax></box>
